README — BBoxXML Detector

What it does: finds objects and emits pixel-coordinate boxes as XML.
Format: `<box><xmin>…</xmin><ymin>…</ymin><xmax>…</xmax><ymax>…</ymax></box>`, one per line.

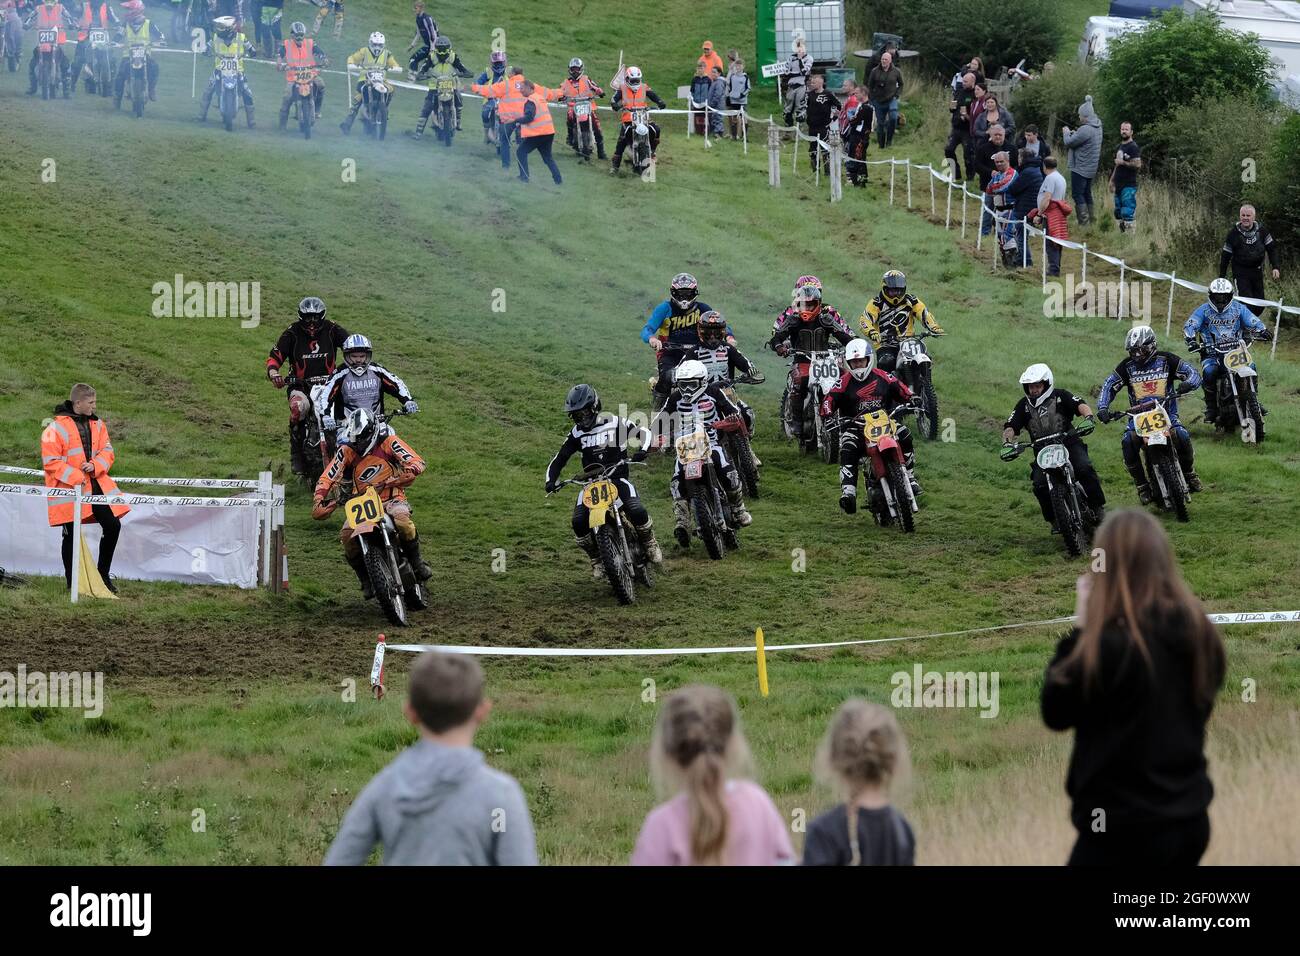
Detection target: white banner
<box><xmin>0</xmin><ymin>491</ymin><xmax>261</xmax><ymax>588</ymax></box>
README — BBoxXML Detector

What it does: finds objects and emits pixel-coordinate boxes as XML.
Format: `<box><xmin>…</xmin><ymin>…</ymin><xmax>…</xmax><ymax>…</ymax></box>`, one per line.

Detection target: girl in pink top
<box><xmin>631</xmin><ymin>684</ymin><xmax>794</xmax><ymax>866</ymax></box>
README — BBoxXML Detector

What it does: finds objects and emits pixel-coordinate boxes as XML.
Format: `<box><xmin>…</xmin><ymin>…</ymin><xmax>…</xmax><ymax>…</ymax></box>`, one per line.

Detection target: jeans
<box><xmin>517</xmin><ymin>133</ymin><xmax>562</xmax><ymax>184</ymax></box>
<box><xmin>1070</xmin><ymin>170</ymin><xmax>1094</xmax><ymax>209</ymax></box>
<box><xmin>870</xmin><ymin>98</ymin><xmax>896</xmax><ymax>148</ymax></box>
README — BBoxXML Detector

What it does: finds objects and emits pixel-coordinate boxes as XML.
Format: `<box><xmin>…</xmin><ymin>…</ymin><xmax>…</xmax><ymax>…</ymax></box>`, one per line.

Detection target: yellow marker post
<box><xmin>755</xmin><ymin>627</ymin><xmax>769</xmax><ymax>697</ymax></box>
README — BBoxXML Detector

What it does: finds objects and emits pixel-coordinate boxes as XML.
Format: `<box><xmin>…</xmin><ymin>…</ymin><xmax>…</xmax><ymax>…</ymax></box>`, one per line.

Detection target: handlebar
<box><xmin>547</xmin><ymin>460</ymin><xmax>643</xmax><ymax>496</ymax></box>
<box><xmin>1001</xmin><ymin>421</ymin><xmax>1092</xmax><ymax>459</ymax></box>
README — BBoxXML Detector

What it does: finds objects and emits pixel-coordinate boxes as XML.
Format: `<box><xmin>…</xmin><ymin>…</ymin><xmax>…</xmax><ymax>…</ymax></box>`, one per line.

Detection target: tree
<box><xmin>1097</xmin><ymin>9</ymin><xmax>1275</xmax><ymax>137</ymax></box>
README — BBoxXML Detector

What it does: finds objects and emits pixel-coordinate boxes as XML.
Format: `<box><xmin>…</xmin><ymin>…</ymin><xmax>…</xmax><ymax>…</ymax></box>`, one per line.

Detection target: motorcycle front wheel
<box><xmin>365</xmin><ymin>544</ymin><xmax>408</xmax><ymax>625</ymax></box>
<box><xmin>596</xmin><ymin>524</ymin><xmax>635</xmax><ymax>605</ymax></box>
<box><xmin>690</xmin><ymin>484</ymin><xmax>725</xmax><ymax>560</ymax></box>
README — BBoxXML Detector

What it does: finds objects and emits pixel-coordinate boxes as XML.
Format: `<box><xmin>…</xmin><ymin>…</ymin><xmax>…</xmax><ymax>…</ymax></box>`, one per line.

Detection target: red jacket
<box><xmin>1039</xmin><ymin>197</ymin><xmax>1073</xmax><ymax>239</ymax></box>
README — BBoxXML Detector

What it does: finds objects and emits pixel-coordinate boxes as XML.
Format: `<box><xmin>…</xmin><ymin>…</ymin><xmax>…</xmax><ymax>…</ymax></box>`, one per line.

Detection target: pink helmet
<box><xmin>490</xmin><ymin>50</ymin><xmax>506</xmax><ymax>64</ymax></box>
<box><xmin>120</xmin><ymin>0</ymin><xmax>144</xmax><ymax>13</ymax></box>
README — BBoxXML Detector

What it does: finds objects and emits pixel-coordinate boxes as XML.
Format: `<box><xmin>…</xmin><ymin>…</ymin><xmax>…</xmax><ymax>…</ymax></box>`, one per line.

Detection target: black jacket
<box><xmin>1219</xmin><ymin>223</ymin><xmax>1280</xmax><ymax>275</ymax></box>
<box><xmin>1041</xmin><ymin>614</ymin><xmax>1224</xmax><ymax>830</ymax></box>
<box><xmin>805</xmin><ymin>89</ymin><xmax>840</xmax><ymax>130</ymax></box>
<box><xmin>974</xmin><ymin>137</ymin><xmax>1014</xmax><ymax>188</ymax></box>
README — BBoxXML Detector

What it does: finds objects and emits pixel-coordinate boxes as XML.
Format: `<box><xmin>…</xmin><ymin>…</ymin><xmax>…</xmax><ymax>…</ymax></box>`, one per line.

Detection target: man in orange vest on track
<box><xmin>25</xmin><ymin>0</ymin><xmax>77</xmax><ymax>97</ymax></box>
<box><xmin>515</xmin><ymin>78</ymin><xmax>564</xmax><ymax>185</ymax></box>
<box><xmin>42</xmin><ymin>383</ymin><xmax>130</xmax><ymax>593</ymax></box>
<box><xmin>277</xmin><ymin>20</ymin><xmax>328</xmax><ymax>128</ymax></box>
<box><xmin>472</xmin><ymin>63</ymin><xmax>528</xmax><ymax>170</ymax></box>
<box><xmin>609</xmin><ymin>65</ymin><xmax>666</xmax><ymax>175</ymax></box>
<box><xmin>67</xmin><ymin>0</ymin><xmax>116</xmax><ymax>94</ymax></box>
<box><xmin>559</xmin><ymin>56</ymin><xmax>606</xmax><ymax>160</ymax></box>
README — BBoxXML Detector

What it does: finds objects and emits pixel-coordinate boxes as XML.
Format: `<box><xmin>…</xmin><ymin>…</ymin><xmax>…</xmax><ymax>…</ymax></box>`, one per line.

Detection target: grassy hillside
<box><xmin>1</xmin><ymin>0</ymin><xmax>1297</xmax><ymax>864</ymax></box>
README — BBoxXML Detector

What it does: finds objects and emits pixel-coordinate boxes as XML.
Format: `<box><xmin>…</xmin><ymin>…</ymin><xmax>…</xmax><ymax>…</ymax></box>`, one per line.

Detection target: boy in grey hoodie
<box><xmin>1061</xmin><ymin>95</ymin><xmax>1103</xmax><ymax>225</ymax></box>
<box><xmin>324</xmin><ymin>652</ymin><xmax>538</xmax><ymax>866</ymax></box>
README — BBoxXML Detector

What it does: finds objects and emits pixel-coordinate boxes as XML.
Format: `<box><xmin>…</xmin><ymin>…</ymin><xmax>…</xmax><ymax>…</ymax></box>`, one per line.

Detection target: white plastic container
<box><xmin>775</xmin><ymin>2</ymin><xmax>846</xmax><ymax>64</ymax></box>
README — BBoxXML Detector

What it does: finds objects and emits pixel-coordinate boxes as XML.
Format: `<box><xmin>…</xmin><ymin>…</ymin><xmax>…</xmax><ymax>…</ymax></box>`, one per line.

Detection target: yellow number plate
<box><xmin>582</xmin><ymin>479</ymin><xmax>619</xmax><ymax>509</ymax></box>
<box><xmin>860</xmin><ymin>409</ymin><xmax>895</xmax><ymax>440</ymax></box>
<box><xmin>1224</xmin><ymin>345</ymin><xmax>1251</xmax><ymax>370</ymax></box>
<box><xmin>344</xmin><ymin>486</ymin><xmax>383</xmax><ymax>530</ymax></box>
<box><xmin>1133</xmin><ymin>409</ymin><xmax>1170</xmax><ymax>437</ymax></box>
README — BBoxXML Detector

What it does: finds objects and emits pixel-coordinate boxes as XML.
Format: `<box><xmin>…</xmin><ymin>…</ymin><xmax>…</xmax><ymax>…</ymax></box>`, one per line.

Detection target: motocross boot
<box><xmin>148</xmin><ymin>75</ymin><xmax>156</xmax><ymax>101</ymax></box>
<box><xmin>576</xmin><ymin>534</ymin><xmax>605</xmax><ymax>581</ymax></box>
<box><xmin>279</xmin><ymin>102</ymin><xmax>290</xmax><ymax>130</ymax></box>
<box><xmin>595</xmin><ymin>127</ymin><xmax>607</xmax><ymax>160</ymax></box>
<box><xmin>1202</xmin><ymin>392</ymin><xmax>1219</xmax><ymax>425</ymax></box>
<box><xmin>399</xmin><ymin>534</ymin><xmax>434</xmax><ymax>581</ymax></box>
<box><xmin>288</xmin><ymin>424</ymin><xmax>306</xmax><ymax>476</ymax></box>
<box><xmin>347</xmin><ymin>553</ymin><xmax>374</xmax><ymax>599</ymax></box>
<box><xmin>408</xmin><ymin>113</ymin><xmax>429</xmax><ymax>139</ymax></box>
<box><xmin>245</xmin><ymin>104</ymin><xmax>256</xmax><ymax>129</ymax></box>
<box><xmin>1126</xmin><ymin>461</ymin><xmax>1153</xmax><ymax>505</ymax></box>
<box><xmin>672</xmin><ymin>499</ymin><xmax>691</xmax><ymax>548</ymax></box>
<box><xmin>1175</xmin><ymin>435</ymin><xmax>1202</xmax><ymax>492</ymax></box>
<box><xmin>839</xmin><ymin>483</ymin><xmax>857</xmax><ymax>514</ymax></box>
<box><xmin>635</xmin><ymin>519</ymin><xmax>663</xmax><ymax>565</ymax></box>
<box><xmin>198</xmin><ymin>84</ymin><xmax>213</xmax><ymax>121</ymax></box>
<box><xmin>339</xmin><ymin>103</ymin><xmax>359</xmax><ymax>134</ymax></box>
<box><xmin>907</xmin><ymin>467</ymin><xmax>923</xmax><ymax>497</ymax></box>
<box><xmin>455</xmin><ymin>105</ymin><xmax>462</xmax><ymax>130</ymax></box>
<box><xmin>726</xmin><ymin>482</ymin><xmax>752</xmax><ymax>527</ymax></box>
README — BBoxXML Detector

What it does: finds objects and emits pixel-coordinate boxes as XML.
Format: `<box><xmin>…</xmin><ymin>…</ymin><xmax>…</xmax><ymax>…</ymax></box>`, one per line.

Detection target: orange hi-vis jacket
<box><xmin>472</xmin><ymin>72</ymin><xmax>527</xmax><ymax>122</ymax></box>
<box><xmin>36</xmin><ymin>3</ymin><xmax>70</xmax><ymax>46</ymax></box>
<box><xmin>75</xmin><ymin>1</ymin><xmax>109</xmax><ymax>42</ymax></box>
<box><xmin>559</xmin><ymin>75</ymin><xmax>602</xmax><ymax>108</ymax></box>
<box><xmin>314</xmin><ymin>432</ymin><xmax>425</xmax><ymax>505</ymax></box>
<box><xmin>520</xmin><ymin>88</ymin><xmax>557</xmax><ymax>137</ymax></box>
<box><xmin>42</xmin><ymin>412</ymin><xmax>130</xmax><ymax>526</ymax></box>
<box><xmin>282</xmin><ymin>37</ymin><xmax>317</xmax><ymax>83</ymax></box>
<box><xmin>619</xmin><ymin>83</ymin><xmax>648</xmax><ymax>123</ymax></box>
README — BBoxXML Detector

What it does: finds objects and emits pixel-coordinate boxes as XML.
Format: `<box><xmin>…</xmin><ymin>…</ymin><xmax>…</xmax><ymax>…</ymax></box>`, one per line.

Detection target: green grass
<box><xmin>1</xmin><ymin>0</ymin><xmax>1298</xmax><ymax>864</ymax></box>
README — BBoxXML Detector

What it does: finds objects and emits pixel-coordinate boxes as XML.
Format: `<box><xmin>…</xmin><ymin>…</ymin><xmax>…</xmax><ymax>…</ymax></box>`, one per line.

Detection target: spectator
<box><xmin>1005</xmin><ymin>146</ymin><xmax>1044</xmax><ymax>267</ymax></box>
<box><xmin>1036</xmin><ymin>155</ymin><xmax>1072</xmax><ymax>277</ymax></box>
<box><xmin>974</xmin><ymin>124</ymin><xmax>1011</xmax><ymax>235</ymax></box>
<box><xmin>324</xmin><ymin>651</ymin><xmax>538</xmax><ymax>866</ymax></box>
<box><xmin>690</xmin><ymin>62</ymin><xmax>711</xmax><ymax>135</ymax></box>
<box><xmin>866</xmin><ymin>49</ymin><xmax>903</xmax><ymax>148</ymax></box>
<box><xmin>841</xmin><ymin>80</ymin><xmax>872</xmax><ymax>186</ymax></box>
<box><xmin>967</xmin><ymin>81</ymin><xmax>988</xmax><ymax>137</ymax></box>
<box><xmin>706</xmin><ymin>65</ymin><xmax>726</xmax><ymax>137</ymax></box>
<box><xmin>406</xmin><ymin>0</ymin><xmax>438</xmax><ymax>74</ymax></box>
<box><xmin>973</xmin><ymin>92</ymin><xmax>1014</xmax><ymax>143</ymax></box>
<box><xmin>803</xmin><ymin>699</ymin><xmax>915</xmax><ymax>866</ymax></box>
<box><xmin>951</xmin><ymin>55</ymin><xmax>984</xmax><ymax>90</ymax></box>
<box><xmin>42</xmin><ymin>383</ymin><xmax>129</xmax><ymax>594</ymax></box>
<box><xmin>1108</xmin><ymin>121</ymin><xmax>1141</xmax><ymax>232</ymax></box>
<box><xmin>867</xmin><ymin>39</ymin><xmax>898</xmax><ymax>73</ymax></box>
<box><xmin>1042</xmin><ymin>509</ymin><xmax>1226</xmax><ymax>867</ymax></box>
<box><xmin>631</xmin><ymin>684</ymin><xmax>794</xmax><ymax>866</ymax></box>
<box><xmin>1219</xmin><ymin>205</ymin><xmax>1281</xmax><ymax>316</ymax></box>
<box><xmin>1015</xmin><ymin>124</ymin><xmax>1051</xmax><ymax>170</ymax></box>
<box><xmin>697</xmin><ymin>40</ymin><xmax>724</xmax><ymax>77</ymax></box>
<box><xmin>724</xmin><ymin>50</ymin><xmax>750</xmax><ymax>140</ymax></box>
<box><xmin>804</xmin><ymin>73</ymin><xmax>840</xmax><ymax>173</ymax></box>
<box><xmin>944</xmin><ymin>70</ymin><xmax>978</xmax><ymax>181</ymax></box>
<box><xmin>1061</xmin><ymin>95</ymin><xmax>1103</xmax><ymax>225</ymax></box>
<box><xmin>782</xmin><ymin>37</ymin><xmax>812</xmax><ymax>127</ymax></box>
<box><xmin>985</xmin><ymin>152</ymin><xmax>1016</xmax><ymax>259</ymax></box>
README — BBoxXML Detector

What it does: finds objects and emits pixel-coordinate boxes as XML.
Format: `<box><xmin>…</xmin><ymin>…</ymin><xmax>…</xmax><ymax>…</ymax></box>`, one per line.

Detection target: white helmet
<box><xmin>213</xmin><ymin>15</ymin><xmax>236</xmax><ymax>31</ymax></box>
<box><xmin>369</xmin><ymin>31</ymin><xmax>385</xmax><ymax>56</ymax></box>
<box><xmin>625</xmin><ymin>65</ymin><xmax>642</xmax><ymax>86</ymax></box>
<box><xmin>343</xmin><ymin>333</ymin><xmax>373</xmax><ymax>376</ymax></box>
<box><xmin>338</xmin><ymin>408</ymin><xmax>386</xmax><ymax>457</ymax></box>
<box><xmin>1019</xmin><ymin>363</ymin><xmax>1054</xmax><ymax>407</ymax></box>
<box><xmin>674</xmin><ymin>359</ymin><xmax>708</xmax><ymax>401</ymax></box>
<box><xmin>843</xmin><ymin>339</ymin><xmax>876</xmax><ymax>382</ymax></box>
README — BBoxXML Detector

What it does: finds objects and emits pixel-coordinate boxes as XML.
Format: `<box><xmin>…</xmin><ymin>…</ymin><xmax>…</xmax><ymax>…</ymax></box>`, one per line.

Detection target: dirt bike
<box><xmin>549</xmin><ymin>461</ymin><xmax>653</xmax><ymax>605</ymax></box>
<box><xmin>628</xmin><ymin>106</ymin><xmax>653</xmax><ymax>176</ymax></box>
<box><xmin>999</xmin><ymin>419</ymin><xmax>1099</xmax><ymax>557</ymax></box>
<box><xmin>888</xmin><ymin>331</ymin><xmax>941</xmax><ymax>441</ymax></box>
<box><xmin>287</xmin><ymin>67</ymin><xmax>319</xmax><ymax>139</ymax></box>
<box><xmin>123</xmin><ymin>43</ymin><xmax>150</xmax><ymax>117</ymax></box>
<box><xmin>845</xmin><ymin>407</ymin><xmax>919</xmax><ymax>533</ymax></box>
<box><xmin>334</xmin><ymin>481</ymin><xmax>430</xmax><ymax>627</ymax></box>
<box><xmin>714</xmin><ymin>374</ymin><xmax>765</xmax><ymax>498</ymax></box>
<box><xmin>570</xmin><ymin>95</ymin><xmax>595</xmax><ymax>160</ymax></box>
<box><xmin>35</xmin><ymin>29</ymin><xmax>66</xmax><ymax>100</ymax></box>
<box><xmin>428</xmin><ymin>73</ymin><xmax>458</xmax><ymax>147</ymax></box>
<box><xmin>674</xmin><ymin>426</ymin><xmax>739</xmax><ymax>559</ymax></box>
<box><xmin>359</xmin><ymin>68</ymin><xmax>393</xmax><ymax>140</ymax></box>
<box><xmin>1110</xmin><ymin>399</ymin><xmax>1191</xmax><ymax>523</ymax></box>
<box><xmin>86</xmin><ymin>27</ymin><xmax>113</xmax><ymax>96</ymax></box>
<box><xmin>283</xmin><ymin>375</ymin><xmax>327</xmax><ymax>487</ymax></box>
<box><xmin>1202</xmin><ymin>337</ymin><xmax>1268</xmax><ymax>443</ymax></box>
<box><xmin>786</xmin><ymin>347</ymin><xmax>844</xmax><ymax>462</ymax></box>
<box><xmin>217</xmin><ymin>55</ymin><xmax>244</xmax><ymax>130</ymax></box>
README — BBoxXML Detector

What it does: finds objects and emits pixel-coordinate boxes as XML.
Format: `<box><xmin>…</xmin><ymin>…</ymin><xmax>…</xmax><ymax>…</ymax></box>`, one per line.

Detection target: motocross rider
<box><xmin>25</xmin><ymin>0</ymin><xmax>77</xmax><ymax>98</ymax></box>
<box><xmin>340</xmin><ymin>30</ymin><xmax>401</xmax><ymax>134</ymax></box>
<box><xmin>312</xmin><ymin>409</ymin><xmax>432</xmax><ymax>598</ymax></box>
<box><xmin>653</xmin><ymin>359</ymin><xmax>753</xmax><ymax>547</ymax></box>
<box><xmin>544</xmin><ymin>384</ymin><xmax>663</xmax><ymax>580</ymax></box>
<box><xmin>820</xmin><ymin>338</ymin><xmax>920</xmax><ymax>514</ymax></box>
<box><xmin>559</xmin><ymin>57</ymin><xmax>606</xmax><ymax>159</ymax></box>
<box><xmin>688</xmin><ymin>310</ymin><xmax>761</xmax><ymax>437</ymax></box>
<box><xmin>265</xmin><ymin>296</ymin><xmax>350</xmax><ymax>479</ymax></box>
<box><xmin>858</xmin><ymin>269</ymin><xmax>945</xmax><ymax>372</ymax></box>
<box><xmin>198</xmin><ymin>15</ymin><xmax>256</xmax><ymax>127</ymax></box>
<box><xmin>1182</xmin><ymin>277</ymin><xmax>1271</xmax><ymax>425</ymax></box>
<box><xmin>277</xmin><ymin>20</ymin><xmax>328</xmax><ymax>127</ymax></box>
<box><xmin>1097</xmin><ymin>325</ymin><xmax>1203</xmax><ymax>504</ymax></box>
<box><xmin>472</xmin><ymin>50</ymin><xmax>508</xmax><ymax>146</ymax></box>
<box><xmin>68</xmin><ymin>0</ymin><xmax>118</xmax><ymax>95</ymax></box>
<box><xmin>641</xmin><ymin>273</ymin><xmax>735</xmax><ymax>414</ymax></box>
<box><xmin>112</xmin><ymin>0</ymin><xmax>162</xmax><ymax>109</ymax></box>
<box><xmin>1001</xmin><ymin>364</ymin><xmax>1105</xmax><ymax>532</ymax></box>
<box><xmin>768</xmin><ymin>275</ymin><xmax>855</xmax><ymax>440</ymax></box>
<box><xmin>609</xmin><ymin>65</ymin><xmax>666</xmax><ymax>175</ymax></box>
<box><xmin>313</xmin><ymin>334</ymin><xmax>418</xmax><ymax>442</ymax></box>
<box><xmin>409</xmin><ymin>34</ymin><xmax>471</xmax><ymax>138</ymax></box>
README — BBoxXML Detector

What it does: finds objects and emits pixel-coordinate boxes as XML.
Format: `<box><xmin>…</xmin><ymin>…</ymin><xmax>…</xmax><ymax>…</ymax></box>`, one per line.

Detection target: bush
<box><xmin>1097</xmin><ymin>9</ymin><xmax>1275</xmax><ymax>138</ymax></box>
<box><xmin>1257</xmin><ymin>113</ymin><xmax>1300</xmax><ymax>248</ymax></box>
<box><xmin>1010</xmin><ymin>61</ymin><xmax>1096</xmax><ymax>144</ymax></box>
<box><xmin>850</xmin><ymin>0</ymin><xmax>1063</xmax><ymax>77</ymax></box>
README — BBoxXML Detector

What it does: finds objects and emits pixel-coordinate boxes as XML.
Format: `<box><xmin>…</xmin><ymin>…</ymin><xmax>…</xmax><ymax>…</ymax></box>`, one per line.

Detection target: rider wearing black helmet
<box><xmin>266</xmin><ymin>297</ymin><xmax>350</xmax><ymax>477</ymax></box>
<box><xmin>858</xmin><ymin>270</ymin><xmax>945</xmax><ymax>373</ymax></box>
<box><xmin>410</xmin><ymin>34</ymin><xmax>471</xmax><ymax>138</ymax></box>
<box><xmin>277</xmin><ymin>20</ymin><xmax>329</xmax><ymax>130</ymax></box>
<box><xmin>545</xmin><ymin>385</ymin><xmax>662</xmax><ymax>579</ymax></box>
<box><xmin>559</xmin><ymin>56</ymin><xmax>607</xmax><ymax>158</ymax></box>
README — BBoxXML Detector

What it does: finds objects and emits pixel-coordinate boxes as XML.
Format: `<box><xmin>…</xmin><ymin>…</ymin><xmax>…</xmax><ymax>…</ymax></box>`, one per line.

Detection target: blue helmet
<box><xmin>343</xmin><ymin>333</ymin><xmax>373</xmax><ymax>376</ymax></box>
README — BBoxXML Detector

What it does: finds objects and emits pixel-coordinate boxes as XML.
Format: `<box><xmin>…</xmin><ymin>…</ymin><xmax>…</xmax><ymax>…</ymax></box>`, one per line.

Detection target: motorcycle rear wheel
<box><xmin>732</xmin><ymin>435</ymin><xmax>760</xmax><ymax>498</ymax></box>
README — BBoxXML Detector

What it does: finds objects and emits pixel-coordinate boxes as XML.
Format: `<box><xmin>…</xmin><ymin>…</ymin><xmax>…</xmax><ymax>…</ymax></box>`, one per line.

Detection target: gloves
<box><xmin>775</xmin><ymin>342</ymin><xmax>791</xmax><ymax>358</ymax></box>
<box><xmin>321</xmin><ymin>415</ymin><xmax>336</xmax><ymax>432</ymax></box>
<box><xmin>649</xmin><ymin>338</ymin><xmax>664</xmax><ymax>352</ymax></box>
<box><xmin>544</xmin><ymin>479</ymin><xmax>559</xmax><ymax>494</ymax></box>
<box><xmin>1185</xmin><ymin>338</ymin><xmax>1199</xmax><ymax>353</ymax></box>
<box><xmin>311</xmin><ymin>497</ymin><xmax>335</xmax><ymax>521</ymax></box>
<box><xmin>403</xmin><ymin>400</ymin><xmax>419</xmax><ymax>415</ymax></box>
<box><xmin>1097</xmin><ymin>410</ymin><xmax>1113</xmax><ymax>424</ymax></box>
<box><xmin>631</xmin><ymin>449</ymin><xmax>649</xmax><ymax>463</ymax></box>
<box><xmin>269</xmin><ymin>370</ymin><xmax>285</xmax><ymax>389</ymax></box>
